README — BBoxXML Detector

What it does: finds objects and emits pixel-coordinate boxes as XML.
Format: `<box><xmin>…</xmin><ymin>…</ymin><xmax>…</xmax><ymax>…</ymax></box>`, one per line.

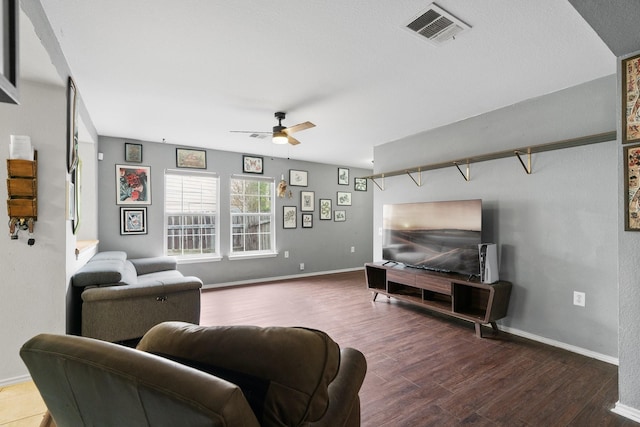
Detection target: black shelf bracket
<box><xmin>453</xmin><ymin>161</ymin><xmax>470</xmax><ymax>182</ymax></box>
<box><xmin>514</xmin><ymin>149</ymin><xmax>532</xmax><ymax>174</ymax></box>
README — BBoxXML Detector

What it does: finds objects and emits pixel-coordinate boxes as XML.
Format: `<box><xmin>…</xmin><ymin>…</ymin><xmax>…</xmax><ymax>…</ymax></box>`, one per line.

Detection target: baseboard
<box><xmin>499</xmin><ymin>325</ymin><xmax>619</xmax><ymax>365</ymax></box>
<box><xmin>612</xmin><ymin>402</ymin><xmax>640</xmax><ymax>423</ymax></box>
<box><xmin>0</xmin><ymin>374</ymin><xmax>31</xmax><ymax>387</ymax></box>
<box><xmin>202</xmin><ymin>267</ymin><xmax>364</xmax><ymax>290</ymax></box>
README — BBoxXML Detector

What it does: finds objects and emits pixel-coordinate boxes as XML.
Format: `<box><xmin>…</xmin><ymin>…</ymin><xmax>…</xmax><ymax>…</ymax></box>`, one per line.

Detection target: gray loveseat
<box><xmin>71</xmin><ymin>251</ymin><xmax>202</xmax><ymax>342</ymax></box>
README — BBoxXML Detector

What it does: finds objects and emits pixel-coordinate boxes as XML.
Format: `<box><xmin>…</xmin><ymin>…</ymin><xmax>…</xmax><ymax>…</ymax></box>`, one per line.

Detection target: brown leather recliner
<box><xmin>20</xmin><ymin>321</ymin><xmax>367</xmax><ymax>427</ymax></box>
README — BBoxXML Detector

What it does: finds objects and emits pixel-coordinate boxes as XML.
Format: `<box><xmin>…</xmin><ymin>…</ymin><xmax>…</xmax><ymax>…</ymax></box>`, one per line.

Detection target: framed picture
<box><xmin>354</xmin><ymin>177</ymin><xmax>367</xmax><ymax>191</ymax></box>
<box><xmin>334</xmin><ymin>210</ymin><xmax>346</xmax><ymax>222</ymax></box>
<box><xmin>116</xmin><ymin>165</ymin><xmax>151</xmax><ymax>205</ymax></box>
<box><xmin>338</xmin><ymin>167</ymin><xmax>349</xmax><ymax>185</ymax></box>
<box><xmin>67</xmin><ymin>77</ymin><xmax>78</xmax><ymax>172</ymax></box>
<box><xmin>302</xmin><ymin>213</ymin><xmax>313</xmax><ymax>228</ymax></box>
<box><xmin>319</xmin><ymin>198</ymin><xmax>332</xmax><ymax>220</ymax></box>
<box><xmin>625</xmin><ymin>144</ymin><xmax>640</xmax><ymax>230</ymax></box>
<box><xmin>283</xmin><ymin>206</ymin><xmax>297</xmax><ymax>229</ymax></box>
<box><xmin>71</xmin><ymin>161</ymin><xmax>81</xmax><ymax>234</ymax></box>
<box><xmin>176</xmin><ymin>148</ymin><xmax>207</xmax><ymax>169</ymax></box>
<box><xmin>125</xmin><ymin>143</ymin><xmax>143</xmax><ymax>163</ymax></box>
<box><xmin>289</xmin><ymin>169</ymin><xmax>308</xmax><ymax>187</ymax></box>
<box><xmin>300</xmin><ymin>190</ymin><xmax>315</xmax><ymax>211</ymax></box>
<box><xmin>623</xmin><ymin>53</ymin><xmax>640</xmax><ymax>143</ymax></box>
<box><xmin>243</xmin><ymin>155</ymin><xmax>263</xmax><ymax>174</ymax></box>
<box><xmin>337</xmin><ymin>191</ymin><xmax>352</xmax><ymax>206</ymax></box>
<box><xmin>120</xmin><ymin>207</ymin><xmax>147</xmax><ymax>235</ymax></box>
<box><xmin>66</xmin><ymin>180</ymin><xmax>75</xmax><ymax>221</ymax></box>
<box><xmin>0</xmin><ymin>0</ymin><xmax>18</xmax><ymax>104</ymax></box>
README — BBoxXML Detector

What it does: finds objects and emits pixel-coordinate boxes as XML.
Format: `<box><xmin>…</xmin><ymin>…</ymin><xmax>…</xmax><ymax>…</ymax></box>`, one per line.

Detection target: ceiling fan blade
<box><xmin>284</xmin><ymin>121</ymin><xmax>315</xmax><ymax>135</ymax></box>
<box><xmin>230</xmin><ymin>130</ymin><xmax>273</xmax><ymax>134</ymax></box>
<box><xmin>287</xmin><ymin>135</ymin><xmax>301</xmax><ymax>145</ymax></box>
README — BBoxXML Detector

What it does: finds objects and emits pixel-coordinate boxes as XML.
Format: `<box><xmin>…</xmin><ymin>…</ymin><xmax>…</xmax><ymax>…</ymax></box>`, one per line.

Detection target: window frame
<box><xmin>163</xmin><ymin>169</ymin><xmax>221</xmax><ymax>263</ymax></box>
<box><xmin>228</xmin><ymin>174</ymin><xmax>277</xmax><ymax>260</ymax></box>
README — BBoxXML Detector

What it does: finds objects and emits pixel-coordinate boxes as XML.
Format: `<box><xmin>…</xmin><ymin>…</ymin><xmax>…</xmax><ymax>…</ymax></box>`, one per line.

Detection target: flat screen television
<box><xmin>382</xmin><ymin>199</ymin><xmax>482</xmax><ymax>276</ymax></box>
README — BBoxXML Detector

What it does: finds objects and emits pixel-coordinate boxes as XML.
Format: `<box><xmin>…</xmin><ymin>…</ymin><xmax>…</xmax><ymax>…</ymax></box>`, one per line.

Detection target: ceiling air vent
<box><xmin>405</xmin><ymin>3</ymin><xmax>470</xmax><ymax>46</ymax></box>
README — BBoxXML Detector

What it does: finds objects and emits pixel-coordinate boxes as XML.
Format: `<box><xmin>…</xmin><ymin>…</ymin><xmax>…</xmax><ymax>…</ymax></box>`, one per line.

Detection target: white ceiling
<box><xmin>30</xmin><ymin>0</ymin><xmax>615</xmax><ymax>169</ymax></box>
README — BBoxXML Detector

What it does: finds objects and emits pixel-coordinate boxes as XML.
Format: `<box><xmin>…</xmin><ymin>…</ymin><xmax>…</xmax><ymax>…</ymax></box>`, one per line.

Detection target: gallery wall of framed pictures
<box><xmin>105</xmin><ymin>138</ymin><xmax>372</xmax><ymax>247</ymax></box>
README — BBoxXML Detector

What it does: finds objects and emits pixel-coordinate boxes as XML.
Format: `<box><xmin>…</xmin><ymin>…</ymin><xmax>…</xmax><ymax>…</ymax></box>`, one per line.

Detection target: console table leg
<box><xmin>490</xmin><ymin>322</ymin><xmax>499</xmax><ymax>333</ymax></box>
<box><xmin>474</xmin><ymin>323</ymin><xmax>482</xmax><ymax>338</ymax></box>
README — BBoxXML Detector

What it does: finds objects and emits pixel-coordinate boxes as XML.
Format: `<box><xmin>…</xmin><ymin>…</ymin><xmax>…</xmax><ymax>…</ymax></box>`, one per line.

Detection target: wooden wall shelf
<box><xmin>362</xmin><ymin>131</ymin><xmax>616</xmax><ymax>189</ymax></box>
<box><xmin>6</xmin><ymin>151</ymin><xmax>37</xmax><ymax>235</ymax></box>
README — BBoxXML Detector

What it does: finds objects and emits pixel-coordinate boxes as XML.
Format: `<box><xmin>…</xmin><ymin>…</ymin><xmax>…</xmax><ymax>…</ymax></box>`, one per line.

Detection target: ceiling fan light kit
<box><xmin>272</xmin><ymin>131</ymin><xmax>289</xmax><ymax>144</ymax></box>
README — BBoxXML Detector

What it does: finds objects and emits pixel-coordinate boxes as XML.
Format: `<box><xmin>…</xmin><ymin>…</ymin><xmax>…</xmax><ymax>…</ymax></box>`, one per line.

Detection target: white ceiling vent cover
<box><xmin>405</xmin><ymin>3</ymin><xmax>470</xmax><ymax>46</ymax></box>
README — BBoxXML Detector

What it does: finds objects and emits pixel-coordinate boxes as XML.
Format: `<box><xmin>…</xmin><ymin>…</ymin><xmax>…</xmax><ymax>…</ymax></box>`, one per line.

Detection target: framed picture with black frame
<box><xmin>302</xmin><ymin>213</ymin><xmax>313</xmax><ymax>228</ymax></box>
<box><xmin>283</xmin><ymin>206</ymin><xmax>297</xmax><ymax>229</ymax></box>
<box><xmin>338</xmin><ymin>167</ymin><xmax>349</xmax><ymax>185</ymax></box>
<box><xmin>0</xmin><ymin>0</ymin><xmax>18</xmax><ymax>105</ymax></box>
<box><xmin>354</xmin><ymin>177</ymin><xmax>367</xmax><ymax>191</ymax></box>
<box><xmin>625</xmin><ymin>144</ymin><xmax>640</xmax><ymax>230</ymax></box>
<box><xmin>243</xmin><ymin>155</ymin><xmax>263</xmax><ymax>174</ymax></box>
<box><xmin>319</xmin><ymin>198</ymin><xmax>332</xmax><ymax>220</ymax></box>
<box><xmin>120</xmin><ymin>207</ymin><xmax>147</xmax><ymax>235</ymax></box>
<box><xmin>289</xmin><ymin>169</ymin><xmax>308</xmax><ymax>187</ymax></box>
<box><xmin>67</xmin><ymin>77</ymin><xmax>78</xmax><ymax>172</ymax></box>
<box><xmin>125</xmin><ymin>143</ymin><xmax>143</xmax><ymax>163</ymax></box>
<box><xmin>622</xmin><ymin>53</ymin><xmax>640</xmax><ymax>144</ymax></box>
<box><xmin>337</xmin><ymin>191</ymin><xmax>352</xmax><ymax>206</ymax></box>
<box><xmin>300</xmin><ymin>191</ymin><xmax>315</xmax><ymax>212</ymax></box>
<box><xmin>176</xmin><ymin>148</ymin><xmax>207</xmax><ymax>169</ymax></box>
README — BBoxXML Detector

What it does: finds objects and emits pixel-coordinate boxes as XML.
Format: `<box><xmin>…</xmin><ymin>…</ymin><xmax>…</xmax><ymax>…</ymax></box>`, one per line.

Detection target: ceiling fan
<box><xmin>231</xmin><ymin>112</ymin><xmax>315</xmax><ymax>145</ymax></box>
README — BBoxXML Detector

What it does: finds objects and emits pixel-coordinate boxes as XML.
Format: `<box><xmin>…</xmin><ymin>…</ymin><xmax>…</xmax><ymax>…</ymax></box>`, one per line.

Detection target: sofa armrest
<box><xmin>310</xmin><ymin>347</ymin><xmax>367</xmax><ymax>427</ymax></box>
<box><xmin>82</xmin><ymin>277</ymin><xmax>202</xmax><ymax>302</ymax></box>
<box><xmin>130</xmin><ymin>256</ymin><xmax>177</xmax><ymax>275</ymax></box>
<box><xmin>72</xmin><ymin>259</ymin><xmax>129</xmax><ymax>288</ymax></box>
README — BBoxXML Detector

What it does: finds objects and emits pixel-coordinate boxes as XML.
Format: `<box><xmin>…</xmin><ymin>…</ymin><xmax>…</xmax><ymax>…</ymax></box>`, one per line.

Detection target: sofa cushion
<box><xmin>72</xmin><ymin>259</ymin><xmax>127</xmax><ymax>288</ymax></box>
<box><xmin>88</xmin><ymin>251</ymin><xmax>128</xmax><ymax>262</ymax></box>
<box><xmin>136</xmin><ymin>270</ymin><xmax>184</xmax><ymax>285</ymax></box>
<box><xmin>130</xmin><ymin>256</ymin><xmax>177</xmax><ymax>275</ymax></box>
<box><xmin>137</xmin><ymin>322</ymin><xmax>341</xmax><ymax>426</ymax></box>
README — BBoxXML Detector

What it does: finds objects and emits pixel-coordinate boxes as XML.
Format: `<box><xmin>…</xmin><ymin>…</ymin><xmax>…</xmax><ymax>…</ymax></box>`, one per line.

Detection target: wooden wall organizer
<box><xmin>7</xmin><ymin>151</ymin><xmax>37</xmax><ymax>235</ymax></box>
<box><xmin>361</xmin><ymin>131</ymin><xmax>616</xmax><ymax>190</ymax></box>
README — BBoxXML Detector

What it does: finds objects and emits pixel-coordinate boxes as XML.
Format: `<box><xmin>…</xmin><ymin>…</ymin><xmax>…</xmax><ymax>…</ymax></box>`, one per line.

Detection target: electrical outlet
<box><xmin>573</xmin><ymin>291</ymin><xmax>586</xmax><ymax>307</ymax></box>
<box><xmin>350</xmin><ymin>246</ymin><xmax>355</xmax><ymax>253</ymax></box>
<box><xmin>300</xmin><ymin>263</ymin><xmax>305</xmax><ymax>271</ymax></box>
<box><xmin>284</xmin><ymin>251</ymin><xmax>289</xmax><ymax>258</ymax></box>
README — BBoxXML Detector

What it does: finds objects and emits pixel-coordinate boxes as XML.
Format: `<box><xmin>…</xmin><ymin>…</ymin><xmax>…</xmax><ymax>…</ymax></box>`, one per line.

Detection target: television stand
<box><xmin>365</xmin><ymin>262</ymin><xmax>512</xmax><ymax>337</ymax></box>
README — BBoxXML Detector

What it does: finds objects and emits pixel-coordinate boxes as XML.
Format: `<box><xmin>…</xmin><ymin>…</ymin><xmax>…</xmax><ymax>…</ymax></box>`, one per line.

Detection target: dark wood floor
<box><xmin>200</xmin><ymin>271</ymin><xmax>635</xmax><ymax>427</ymax></box>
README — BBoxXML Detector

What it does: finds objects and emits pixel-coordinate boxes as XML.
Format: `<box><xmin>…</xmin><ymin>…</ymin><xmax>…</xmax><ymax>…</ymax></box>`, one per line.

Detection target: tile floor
<box><xmin>0</xmin><ymin>381</ymin><xmax>47</xmax><ymax>426</ymax></box>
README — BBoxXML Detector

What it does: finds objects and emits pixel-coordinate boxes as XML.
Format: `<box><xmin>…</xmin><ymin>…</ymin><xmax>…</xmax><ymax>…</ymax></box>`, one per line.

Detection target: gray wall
<box><xmin>617</xmin><ymin>51</ymin><xmax>640</xmax><ymax>414</ymax></box>
<box><xmin>0</xmin><ymin>81</ymin><xmax>69</xmax><ymax>384</ymax></box>
<box><xmin>97</xmin><ymin>136</ymin><xmax>374</xmax><ymax>285</ymax></box>
<box><xmin>373</xmin><ymin>75</ymin><xmax>619</xmax><ymax>359</ymax></box>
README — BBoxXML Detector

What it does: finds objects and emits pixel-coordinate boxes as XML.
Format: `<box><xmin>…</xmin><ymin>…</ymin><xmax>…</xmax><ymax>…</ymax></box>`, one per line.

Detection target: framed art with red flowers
<box><xmin>623</xmin><ymin>53</ymin><xmax>640</xmax><ymax>143</ymax></box>
<box><xmin>116</xmin><ymin>165</ymin><xmax>151</xmax><ymax>205</ymax></box>
<box><xmin>625</xmin><ymin>144</ymin><xmax>640</xmax><ymax>230</ymax></box>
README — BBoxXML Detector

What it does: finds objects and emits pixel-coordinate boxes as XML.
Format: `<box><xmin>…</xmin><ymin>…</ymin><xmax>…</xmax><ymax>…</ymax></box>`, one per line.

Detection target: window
<box><xmin>230</xmin><ymin>176</ymin><xmax>275</xmax><ymax>257</ymax></box>
<box><xmin>164</xmin><ymin>170</ymin><xmax>219</xmax><ymax>260</ymax></box>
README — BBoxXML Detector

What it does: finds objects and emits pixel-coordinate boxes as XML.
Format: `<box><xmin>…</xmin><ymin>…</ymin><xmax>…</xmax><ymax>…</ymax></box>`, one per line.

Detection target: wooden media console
<box><xmin>365</xmin><ymin>262</ymin><xmax>512</xmax><ymax>337</ymax></box>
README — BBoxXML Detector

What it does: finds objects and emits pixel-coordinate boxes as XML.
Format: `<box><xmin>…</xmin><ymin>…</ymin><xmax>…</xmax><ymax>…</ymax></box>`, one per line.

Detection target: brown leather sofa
<box><xmin>20</xmin><ymin>321</ymin><xmax>367</xmax><ymax>426</ymax></box>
